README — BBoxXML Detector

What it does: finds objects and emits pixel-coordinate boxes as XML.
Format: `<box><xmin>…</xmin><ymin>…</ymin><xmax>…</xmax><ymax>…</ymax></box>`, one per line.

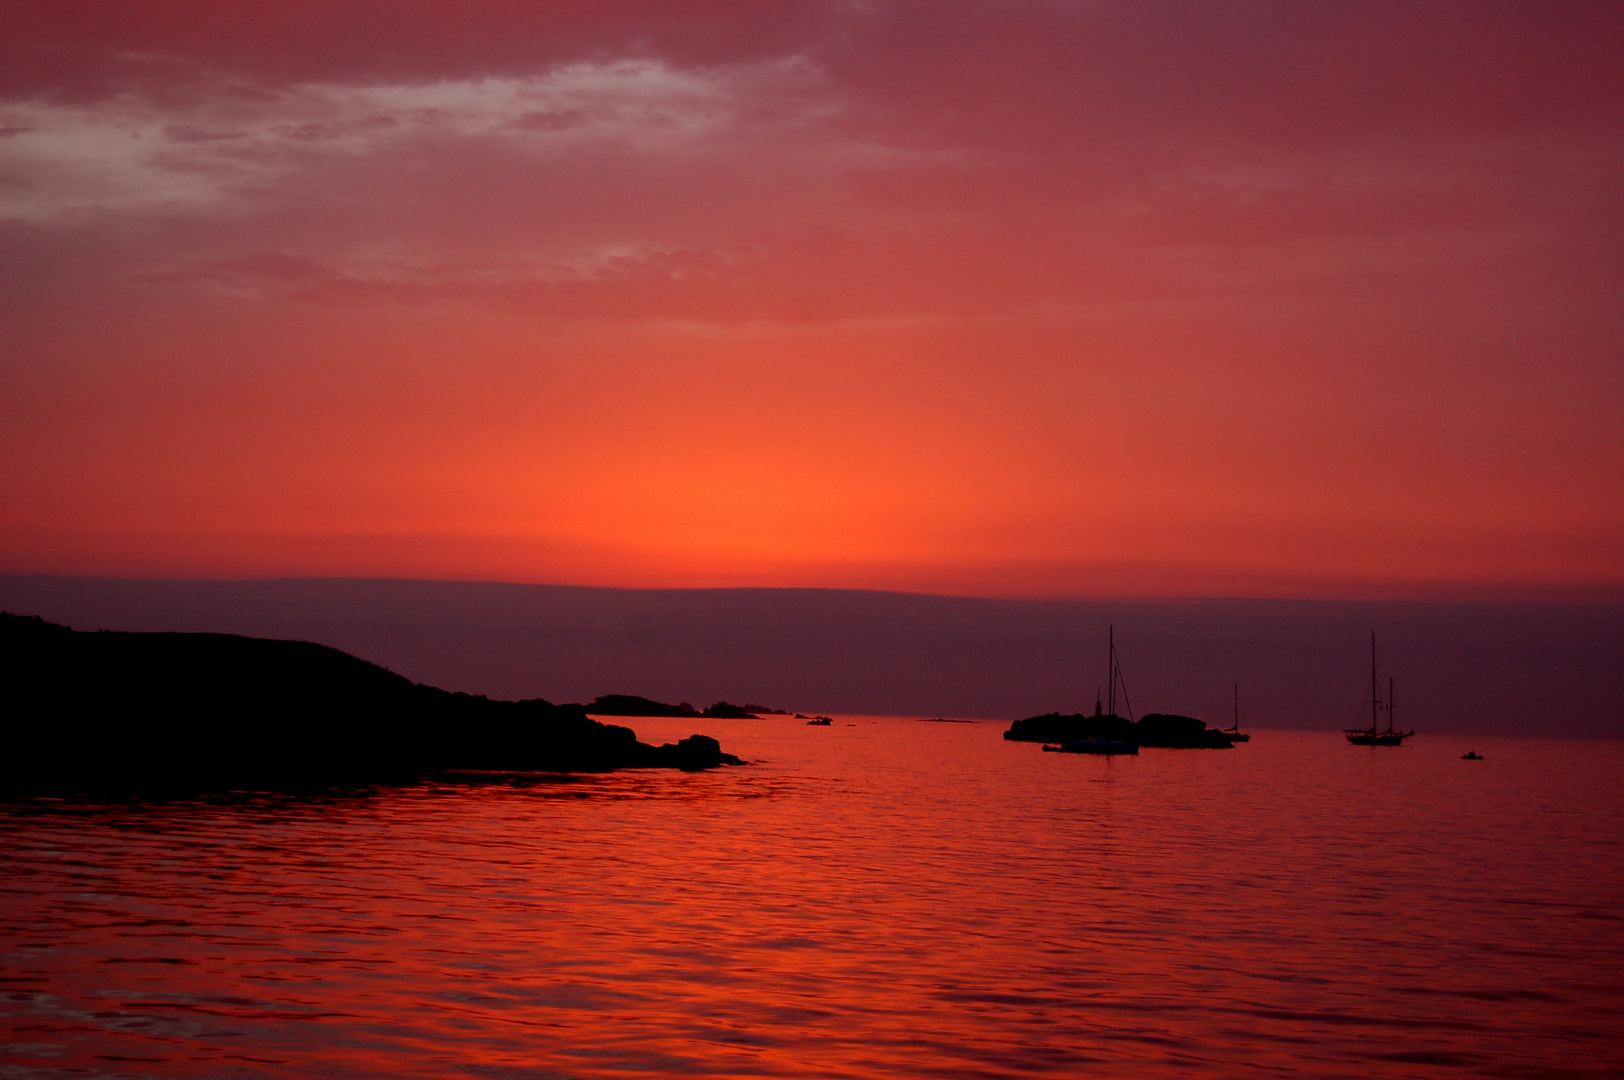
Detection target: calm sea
<box><xmin>2</xmin><ymin>720</ymin><xmax>1620</xmax><ymax>1079</ymax></box>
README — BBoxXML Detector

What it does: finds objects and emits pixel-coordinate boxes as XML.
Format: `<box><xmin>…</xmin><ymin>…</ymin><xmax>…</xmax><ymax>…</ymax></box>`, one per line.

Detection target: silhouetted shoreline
<box><xmin>586</xmin><ymin>694</ymin><xmax>704</xmax><ymax>717</ymax></box>
<box><xmin>0</xmin><ymin>613</ymin><xmax>742</xmax><ymax>795</ymax></box>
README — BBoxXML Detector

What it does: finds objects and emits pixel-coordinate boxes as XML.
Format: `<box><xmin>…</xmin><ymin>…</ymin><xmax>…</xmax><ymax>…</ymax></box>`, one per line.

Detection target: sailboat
<box><xmin>1043</xmin><ymin>625</ymin><xmax>1139</xmax><ymax>755</ymax></box>
<box><xmin>1344</xmin><ymin>633</ymin><xmax>1414</xmax><ymax>746</ymax></box>
<box><xmin>1222</xmin><ymin>684</ymin><xmax>1250</xmax><ymax>743</ymax></box>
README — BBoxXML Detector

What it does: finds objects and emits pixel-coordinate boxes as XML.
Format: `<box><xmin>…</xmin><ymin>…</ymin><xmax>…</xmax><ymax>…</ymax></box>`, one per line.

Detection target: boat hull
<box><xmin>1345</xmin><ymin>730</ymin><xmax>1413</xmax><ymax>746</ymax></box>
<box><xmin>1043</xmin><ymin>738</ymin><xmax>1139</xmax><ymax>756</ymax></box>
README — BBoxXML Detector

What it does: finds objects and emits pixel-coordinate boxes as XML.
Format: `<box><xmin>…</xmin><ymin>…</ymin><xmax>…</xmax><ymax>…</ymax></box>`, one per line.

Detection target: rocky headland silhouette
<box><xmin>586</xmin><ymin>694</ymin><xmax>703</xmax><ymax>717</ymax></box>
<box><xmin>1</xmin><ymin>613</ymin><xmax>742</xmax><ymax>794</ymax></box>
<box><xmin>701</xmin><ymin>701</ymin><xmax>760</xmax><ymax>718</ymax></box>
<box><xmin>585</xmin><ymin>696</ymin><xmax>790</xmax><ymax>719</ymax></box>
<box><xmin>1004</xmin><ymin>710</ymin><xmax>1234</xmax><ymax>749</ymax></box>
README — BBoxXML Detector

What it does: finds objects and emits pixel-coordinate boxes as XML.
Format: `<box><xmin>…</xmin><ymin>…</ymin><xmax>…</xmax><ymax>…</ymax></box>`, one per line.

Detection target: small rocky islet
<box><xmin>1004</xmin><ymin>710</ymin><xmax>1235</xmax><ymax>749</ymax></box>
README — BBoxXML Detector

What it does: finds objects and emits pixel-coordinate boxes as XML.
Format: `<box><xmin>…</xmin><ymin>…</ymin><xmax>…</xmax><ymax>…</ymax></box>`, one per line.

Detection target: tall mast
<box><xmin>1107</xmin><ymin>625</ymin><xmax>1116</xmax><ymax>718</ymax></box>
<box><xmin>1370</xmin><ymin>632</ymin><xmax>1379</xmax><ymax>734</ymax></box>
<box><xmin>1233</xmin><ymin>683</ymin><xmax>1239</xmax><ymax>731</ymax></box>
<box><xmin>1388</xmin><ymin>677</ymin><xmax>1395</xmax><ymax>736</ymax></box>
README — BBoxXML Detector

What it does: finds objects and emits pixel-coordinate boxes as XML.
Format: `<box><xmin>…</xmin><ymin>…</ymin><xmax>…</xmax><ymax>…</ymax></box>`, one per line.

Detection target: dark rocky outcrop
<box><xmin>1132</xmin><ymin>713</ymin><xmax>1234</xmax><ymax>749</ymax></box>
<box><xmin>585</xmin><ymin>696</ymin><xmax>789</xmax><ymax>718</ymax></box>
<box><xmin>1004</xmin><ymin>712</ymin><xmax>1134</xmax><ymax>743</ymax></box>
<box><xmin>701</xmin><ymin>701</ymin><xmax>758</xmax><ymax>718</ymax></box>
<box><xmin>0</xmin><ymin>613</ymin><xmax>743</xmax><ymax>794</ymax></box>
<box><xmin>585</xmin><ymin>694</ymin><xmax>702</xmax><ymax>717</ymax></box>
<box><xmin>1004</xmin><ymin>709</ymin><xmax>1231</xmax><ymax>748</ymax></box>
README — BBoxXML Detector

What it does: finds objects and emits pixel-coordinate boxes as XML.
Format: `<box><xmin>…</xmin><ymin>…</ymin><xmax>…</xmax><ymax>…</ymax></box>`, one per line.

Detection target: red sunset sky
<box><xmin>2</xmin><ymin>1</ymin><xmax>1620</xmax><ymax>599</ymax></box>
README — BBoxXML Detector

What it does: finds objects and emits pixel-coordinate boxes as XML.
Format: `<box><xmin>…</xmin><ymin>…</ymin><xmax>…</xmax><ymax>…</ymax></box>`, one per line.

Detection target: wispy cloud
<box><xmin>0</xmin><ymin>57</ymin><xmax>830</xmax><ymax>223</ymax></box>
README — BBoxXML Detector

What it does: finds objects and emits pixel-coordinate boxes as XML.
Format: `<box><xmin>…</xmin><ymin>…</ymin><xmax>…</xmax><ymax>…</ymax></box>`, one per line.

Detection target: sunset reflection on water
<box><xmin>3</xmin><ymin>721</ymin><xmax>1620</xmax><ymax>1078</ymax></box>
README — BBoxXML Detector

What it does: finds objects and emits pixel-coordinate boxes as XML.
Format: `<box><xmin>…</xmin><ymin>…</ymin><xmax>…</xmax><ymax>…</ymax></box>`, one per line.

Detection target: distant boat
<box><xmin>1012</xmin><ymin>626</ymin><xmax>1231</xmax><ymax>750</ymax></box>
<box><xmin>1462</xmin><ymin>751</ymin><xmax>1483</xmax><ymax>760</ymax></box>
<box><xmin>1037</xmin><ymin>627</ymin><xmax>1137</xmax><ymax>755</ymax></box>
<box><xmin>1042</xmin><ymin>738</ymin><xmax>1138</xmax><ymax>756</ymax></box>
<box><xmin>1223</xmin><ymin>683</ymin><xmax>1250</xmax><ymax>743</ymax></box>
<box><xmin>806</xmin><ymin>716</ymin><xmax>832</xmax><ymax>726</ymax></box>
<box><xmin>1345</xmin><ymin>633</ymin><xmax>1414</xmax><ymax>746</ymax></box>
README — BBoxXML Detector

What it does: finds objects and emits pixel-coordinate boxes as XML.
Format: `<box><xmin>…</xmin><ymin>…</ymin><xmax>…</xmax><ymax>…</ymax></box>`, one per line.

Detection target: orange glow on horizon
<box><xmin>2</xmin><ymin>3</ymin><xmax>1621</xmax><ymax>600</ymax></box>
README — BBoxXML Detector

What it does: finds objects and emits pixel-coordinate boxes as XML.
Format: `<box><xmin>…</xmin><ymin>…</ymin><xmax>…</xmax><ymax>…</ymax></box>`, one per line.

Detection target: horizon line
<box><xmin>4</xmin><ymin>571</ymin><xmax>1622</xmax><ymax>608</ymax></box>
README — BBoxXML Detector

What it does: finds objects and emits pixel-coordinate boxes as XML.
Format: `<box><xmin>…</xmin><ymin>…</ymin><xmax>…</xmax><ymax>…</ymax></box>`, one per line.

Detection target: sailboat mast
<box><xmin>1233</xmin><ymin>683</ymin><xmax>1239</xmax><ymax>731</ymax></box>
<box><xmin>1388</xmin><ymin>677</ymin><xmax>1395</xmax><ymax>736</ymax></box>
<box><xmin>1107</xmin><ymin>625</ymin><xmax>1116</xmax><ymax>718</ymax></box>
<box><xmin>1370</xmin><ymin>632</ymin><xmax>1379</xmax><ymax>733</ymax></box>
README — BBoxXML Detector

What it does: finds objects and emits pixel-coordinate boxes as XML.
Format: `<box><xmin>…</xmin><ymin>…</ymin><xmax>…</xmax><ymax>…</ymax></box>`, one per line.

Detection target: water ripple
<box><xmin>2</xmin><ymin>722</ymin><xmax>1620</xmax><ymax>1078</ymax></box>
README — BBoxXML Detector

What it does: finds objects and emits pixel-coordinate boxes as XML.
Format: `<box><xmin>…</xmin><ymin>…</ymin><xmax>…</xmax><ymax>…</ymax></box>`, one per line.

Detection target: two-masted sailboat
<box><xmin>1344</xmin><ymin>632</ymin><xmax>1414</xmax><ymax>746</ymax></box>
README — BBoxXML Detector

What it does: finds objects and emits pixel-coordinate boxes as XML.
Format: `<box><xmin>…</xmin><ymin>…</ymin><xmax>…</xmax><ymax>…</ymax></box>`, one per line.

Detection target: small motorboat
<box><xmin>1461</xmin><ymin>751</ymin><xmax>1483</xmax><ymax>760</ymax></box>
<box><xmin>806</xmin><ymin>716</ymin><xmax>833</xmax><ymax>726</ymax></box>
<box><xmin>1042</xmin><ymin>738</ymin><xmax>1138</xmax><ymax>756</ymax></box>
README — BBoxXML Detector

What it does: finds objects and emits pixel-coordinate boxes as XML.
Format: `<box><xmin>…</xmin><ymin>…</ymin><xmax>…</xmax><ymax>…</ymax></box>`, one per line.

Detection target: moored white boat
<box><xmin>1043</xmin><ymin>738</ymin><xmax>1139</xmax><ymax>756</ymax></box>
